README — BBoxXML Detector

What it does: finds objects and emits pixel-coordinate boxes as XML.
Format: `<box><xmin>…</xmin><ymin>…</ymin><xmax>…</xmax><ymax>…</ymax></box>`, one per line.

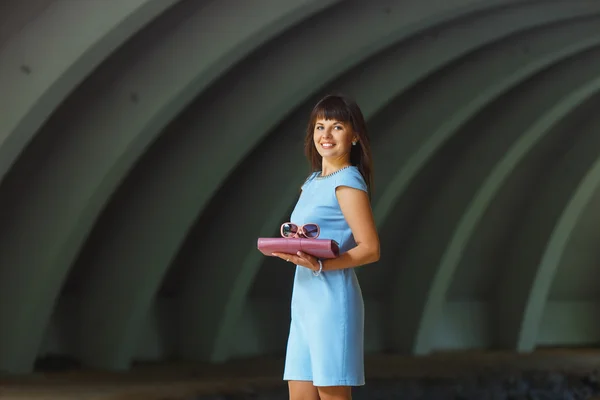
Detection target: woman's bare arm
<box><xmin>321</xmin><ymin>185</ymin><xmax>380</xmax><ymax>271</ymax></box>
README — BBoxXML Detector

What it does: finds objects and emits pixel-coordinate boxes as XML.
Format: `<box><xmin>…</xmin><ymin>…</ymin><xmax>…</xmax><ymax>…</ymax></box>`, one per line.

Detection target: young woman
<box><xmin>272</xmin><ymin>94</ymin><xmax>380</xmax><ymax>400</ymax></box>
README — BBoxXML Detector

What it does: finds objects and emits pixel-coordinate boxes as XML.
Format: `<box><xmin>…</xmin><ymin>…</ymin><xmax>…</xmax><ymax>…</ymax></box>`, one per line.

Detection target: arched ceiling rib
<box><xmin>173</xmin><ymin>1</ymin><xmax>600</xmax><ymax>362</ymax></box>
<box><xmin>388</xmin><ymin>44</ymin><xmax>600</xmax><ymax>354</ymax></box>
<box><xmin>445</xmin><ymin>51</ymin><xmax>600</xmax><ymax>307</ymax></box>
<box><xmin>443</xmin><ymin>52</ymin><xmax>600</xmax><ymax>308</ymax></box>
<box><xmin>247</xmin><ymin>2</ymin><xmax>600</xmax><ymax>299</ymax></box>
<box><xmin>0</xmin><ymin>0</ymin><xmax>180</xmax><ymax>374</ymax></box>
<box><xmin>541</xmin><ymin>156</ymin><xmax>600</xmax><ymax>302</ymax></box>
<box><xmin>370</xmin><ymin>18</ymin><xmax>600</xmax><ymax>291</ymax></box>
<box><xmin>0</xmin><ymin>0</ymin><xmax>337</xmax><ymax>373</ymax></box>
<box><xmin>65</xmin><ymin>0</ymin><xmax>337</xmax><ymax>371</ymax></box>
<box><xmin>62</xmin><ymin>0</ymin><xmax>523</xmax><ymax>367</ymax></box>
<box><xmin>493</xmin><ymin>86</ymin><xmax>600</xmax><ymax>351</ymax></box>
<box><xmin>370</xmin><ymin>22</ymin><xmax>600</xmax><ymax>354</ymax></box>
<box><xmin>0</xmin><ymin>0</ymin><xmax>177</xmax><ymax>177</ymax></box>
<box><xmin>549</xmin><ymin>128</ymin><xmax>600</xmax><ymax>301</ymax></box>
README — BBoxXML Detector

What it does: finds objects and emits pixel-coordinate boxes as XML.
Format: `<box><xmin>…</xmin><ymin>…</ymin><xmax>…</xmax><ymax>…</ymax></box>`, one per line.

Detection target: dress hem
<box><xmin>283</xmin><ymin>376</ymin><xmax>365</xmax><ymax>387</ymax></box>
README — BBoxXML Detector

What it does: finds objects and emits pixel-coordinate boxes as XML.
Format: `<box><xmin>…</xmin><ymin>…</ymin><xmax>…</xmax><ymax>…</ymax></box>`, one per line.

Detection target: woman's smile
<box><xmin>314</xmin><ymin>118</ymin><xmax>354</xmax><ymax>159</ymax></box>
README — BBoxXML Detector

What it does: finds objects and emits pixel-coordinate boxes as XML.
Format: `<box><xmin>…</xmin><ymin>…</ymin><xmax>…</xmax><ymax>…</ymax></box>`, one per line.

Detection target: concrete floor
<box><xmin>1</xmin><ymin>349</ymin><xmax>599</xmax><ymax>400</ymax></box>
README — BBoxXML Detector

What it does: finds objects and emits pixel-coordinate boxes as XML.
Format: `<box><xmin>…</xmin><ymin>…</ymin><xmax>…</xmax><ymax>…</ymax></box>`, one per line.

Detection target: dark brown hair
<box><xmin>304</xmin><ymin>93</ymin><xmax>374</xmax><ymax>197</ymax></box>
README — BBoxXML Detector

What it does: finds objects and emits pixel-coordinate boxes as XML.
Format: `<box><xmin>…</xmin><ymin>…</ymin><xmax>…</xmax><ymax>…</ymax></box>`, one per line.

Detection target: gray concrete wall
<box><xmin>1</xmin><ymin>0</ymin><xmax>600</xmax><ymax>375</ymax></box>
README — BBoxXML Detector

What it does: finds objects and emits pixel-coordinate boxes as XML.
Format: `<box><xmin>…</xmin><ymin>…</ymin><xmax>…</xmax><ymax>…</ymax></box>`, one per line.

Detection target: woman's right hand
<box><xmin>272</xmin><ymin>251</ymin><xmax>320</xmax><ymax>272</ymax></box>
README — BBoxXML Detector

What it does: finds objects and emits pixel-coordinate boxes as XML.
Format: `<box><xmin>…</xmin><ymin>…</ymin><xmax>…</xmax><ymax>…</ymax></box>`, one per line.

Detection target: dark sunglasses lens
<box><xmin>282</xmin><ymin>223</ymin><xmax>298</xmax><ymax>237</ymax></box>
<box><xmin>303</xmin><ymin>224</ymin><xmax>319</xmax><ymax>238</ymax></box>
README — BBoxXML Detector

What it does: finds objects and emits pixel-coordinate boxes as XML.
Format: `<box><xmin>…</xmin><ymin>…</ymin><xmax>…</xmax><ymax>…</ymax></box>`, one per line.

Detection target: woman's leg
<box><xmin>317</xmin><ymin>385</ymin><xmax>352</xmax><ymax>400</ymax></box>
<box><xmin>288</xmin><ymin>380</ymin><xmax>320</xmax><ymax>400</ymax></box>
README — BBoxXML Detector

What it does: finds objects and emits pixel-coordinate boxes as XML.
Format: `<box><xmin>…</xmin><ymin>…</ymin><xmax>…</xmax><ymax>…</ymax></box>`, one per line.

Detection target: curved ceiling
<box><xmin>1</xmin><ymin>0</ymin><xmax>600</xmax><ymax>375</ymax></box>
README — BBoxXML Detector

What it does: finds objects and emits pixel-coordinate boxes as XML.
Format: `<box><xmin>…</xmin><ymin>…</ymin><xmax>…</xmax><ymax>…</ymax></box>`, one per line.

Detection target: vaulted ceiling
<box><xmin>1</xmin><ymin>0</ymin><xmax>600</xmax><ymax>375</ymax></box>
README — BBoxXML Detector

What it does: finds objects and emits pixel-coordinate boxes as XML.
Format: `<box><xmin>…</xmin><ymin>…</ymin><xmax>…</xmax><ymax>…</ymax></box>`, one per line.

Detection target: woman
<box><xmin>273</xmin><ymin>93</ymin><xmax>380</xmax><ymax>400</ymax></box>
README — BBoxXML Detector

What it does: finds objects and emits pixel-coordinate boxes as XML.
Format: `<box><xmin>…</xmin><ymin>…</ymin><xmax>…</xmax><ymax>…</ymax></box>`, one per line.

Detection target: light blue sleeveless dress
<box><xmin>283</xmin><ymin>165</ymin><xmax>366</xmax><ymax>387</ymax></box>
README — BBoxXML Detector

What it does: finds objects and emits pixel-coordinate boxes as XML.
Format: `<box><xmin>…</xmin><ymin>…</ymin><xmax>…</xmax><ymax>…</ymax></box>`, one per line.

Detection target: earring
<box><xmin>352</xmin><ymin>141</ymin><xmax>357</xmax><ymax>146</ymax></box>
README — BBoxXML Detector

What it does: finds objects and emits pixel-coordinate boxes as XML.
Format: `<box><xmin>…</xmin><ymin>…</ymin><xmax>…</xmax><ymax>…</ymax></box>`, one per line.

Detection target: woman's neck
<box><xmin>321</xmin><ymin>157</ymin><xmax>351</xmax><ymax>176</ymax></box>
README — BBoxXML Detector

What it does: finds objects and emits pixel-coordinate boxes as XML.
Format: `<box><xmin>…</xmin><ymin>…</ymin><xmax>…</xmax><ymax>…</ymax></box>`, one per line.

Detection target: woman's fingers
<box><xmin>272</xmin><ymin>252</ymin><xmax>317</xmax><ymax>271</ymax></box>
<box><xmin>272</xmin><ymin>252</ymin><xmax>297</xmax><ymax>263</ymax></box>
<box><xmin>296</xmin><ymin>251</ymin><xmax>312</xmax><ymax>261</ymax></box>
<box><xmin>296</xmin><ymin>252</ymin><xmax>318</xmax><ymax>270</ymax></box>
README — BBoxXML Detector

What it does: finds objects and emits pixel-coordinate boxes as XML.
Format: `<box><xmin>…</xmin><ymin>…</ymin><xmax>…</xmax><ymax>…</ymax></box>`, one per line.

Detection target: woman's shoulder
<box><xmin>333</xmin><ymin>166</ymin><xmax>367</xmax><ymax>192</ymax></box>
<box><xmin>300</xmin><ymin>171</ymin><xmax>319</xmax><ymax>190</ymax></box>
<box><xmin>341</xmin><ymin>165</ymin><xmax>362</xmax><ymax>177</ymax></box>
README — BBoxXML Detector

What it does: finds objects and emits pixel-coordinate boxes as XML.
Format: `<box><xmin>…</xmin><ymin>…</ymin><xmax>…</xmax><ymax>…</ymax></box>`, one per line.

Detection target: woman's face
<box><xmin>313</xmin><ymin>118</ymin><xmax>356</xmax><ymax>161</ymax></box>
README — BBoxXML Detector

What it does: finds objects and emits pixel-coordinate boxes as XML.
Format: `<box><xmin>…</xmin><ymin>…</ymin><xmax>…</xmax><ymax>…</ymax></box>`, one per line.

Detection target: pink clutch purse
<box><xmin>257</xmin><ymin>237</ymin><xmax>340</xmax><ymax>259</ymax></box>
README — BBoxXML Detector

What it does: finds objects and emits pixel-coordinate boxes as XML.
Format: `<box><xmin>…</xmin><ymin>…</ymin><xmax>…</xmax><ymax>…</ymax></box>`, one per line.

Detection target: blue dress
<box><xmin>283</xmin><ymin>165</ymin><xmax>366</xmax><ymax>387</ymax></box>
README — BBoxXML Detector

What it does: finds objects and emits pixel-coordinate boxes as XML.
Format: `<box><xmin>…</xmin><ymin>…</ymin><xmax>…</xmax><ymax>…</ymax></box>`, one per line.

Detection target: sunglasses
<box><xmin>280</xmin><ymin>222</ymin><xmax>320</xmax><ymax>239</ymax></box>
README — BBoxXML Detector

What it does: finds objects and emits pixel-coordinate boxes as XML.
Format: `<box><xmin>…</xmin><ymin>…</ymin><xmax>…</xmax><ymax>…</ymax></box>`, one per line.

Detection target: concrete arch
<box><xmin>1</xmin><ymin>0</ymin><xmax>600</xmax><ymax>380</ymax></box>
<box><xmin>543</xmin><ymin>109</ymin><xmax>600</xmax><ymax>304</ymax></box>
<box><xmin>491</xmin><ymin>88</ymin><xmax>600</xmax><ymax>351</ymax></box>
<box><xmin>0</xmin><ymin>0</ymin><xmax>180</xmax><ymax>374</ymax></box>
<box><xmin>31</xmin><ymin>0</ymin><xmax>337</xmax><ymax>371</ymax></box>
<box><xmin>0</xmin><ymin>0</ymin><xmax>177</xmax><ymax>179</ymax></box>
<box><xmin>61</xmin><ymin>0</ymin><xmax>524</xmax><ymax>366</ymax></box>
<box><xmin>382</xmin><ymin>43</ymin><xmax>600</xmax><ymax>352</ymax></box>
<box><xmin>0</xmin><ymin>0</ymin><xmax>338</xmax><ymax>375</ymax></box>
<box><xmin>537</xmin><ymin>115</ymin><xmax>600</xmax><ymax>305</ymax></box>
<box><xmin>167</xmin><ymin>2</ymin><xmax>600</xmax><ymax>362</ymax></box>
<box><xmin>418</xmin><ymin>63</ymin><xmax>600</xmax><ymax>354</ymax></box>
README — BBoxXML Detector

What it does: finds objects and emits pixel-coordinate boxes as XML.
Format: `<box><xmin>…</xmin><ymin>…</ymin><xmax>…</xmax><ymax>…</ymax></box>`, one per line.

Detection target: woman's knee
<box><xmin>317</xmin><ymin>385</ymin><xmax>352</xmax><ymax>400</ymax></box>
<box><xmin>288</xmin><ymin>380</ymin><xmax>320</xmax><ymax>400</ymax></box>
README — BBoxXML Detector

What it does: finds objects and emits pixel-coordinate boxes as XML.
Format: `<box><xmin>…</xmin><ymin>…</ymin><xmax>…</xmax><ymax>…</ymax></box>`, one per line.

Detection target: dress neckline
<box><xmin>315</xmin><ymin>165</ymin><xmax>353</xmax><ymax>180</ymax></box>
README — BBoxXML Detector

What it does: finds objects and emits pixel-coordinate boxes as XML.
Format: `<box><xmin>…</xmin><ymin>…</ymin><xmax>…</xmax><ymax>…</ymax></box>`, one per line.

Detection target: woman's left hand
<box><xmin>272</xmin><ymin>251</ymin><xmax>320</xmax><ymax>272</ymax></box>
